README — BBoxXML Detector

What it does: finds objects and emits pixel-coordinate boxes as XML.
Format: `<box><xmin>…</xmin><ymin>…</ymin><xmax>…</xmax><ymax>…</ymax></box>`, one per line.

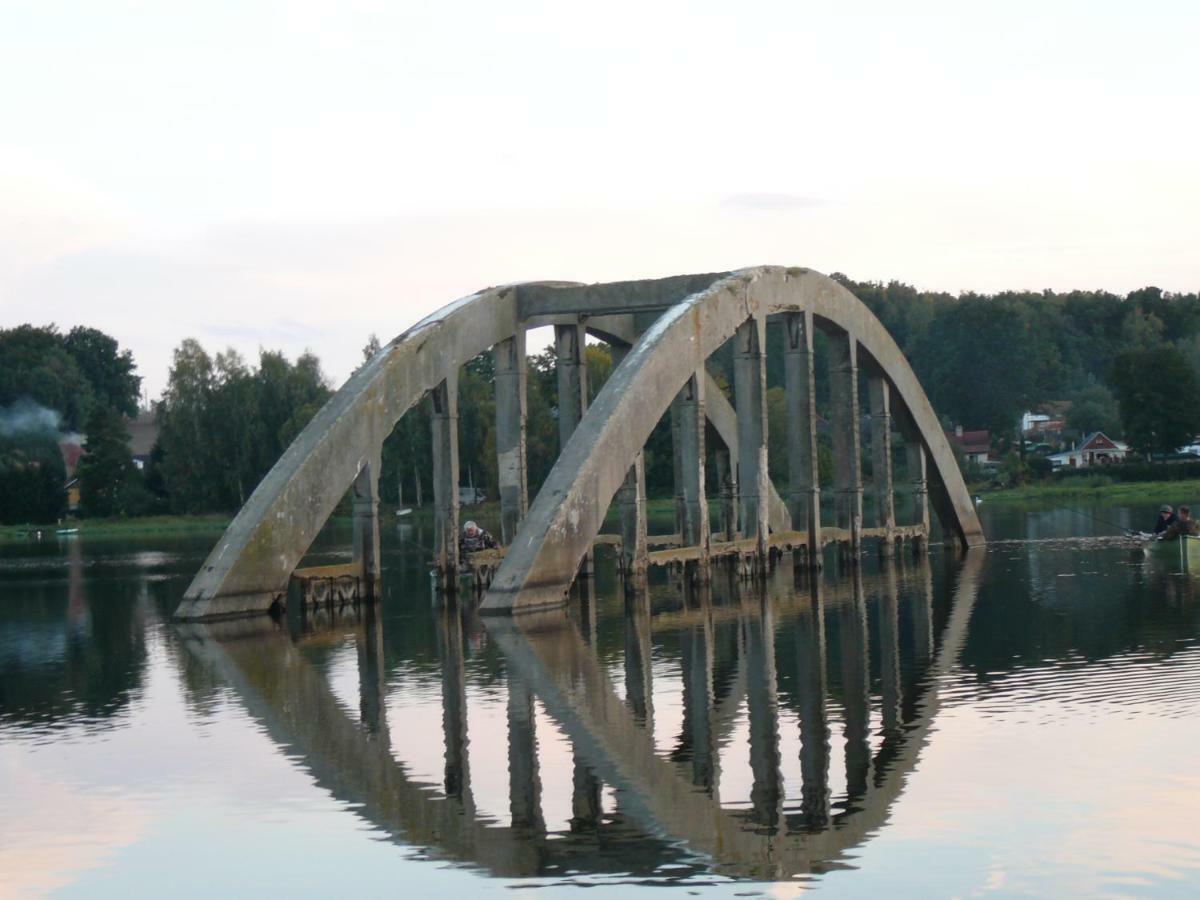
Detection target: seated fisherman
<box><xmin>459</xmin><ymin>520</ymin><xmax>497</xmax><ymax>555</ymax></box>
<box><xmin>1154</xmin><ymin>505</ymin><xmax>1177</xmax><ymax>534</ymax></box>
<box><xmin>1161</xmin><ymin>505</ymin><xmax>1198</xmax><ymax>541</ymax></box>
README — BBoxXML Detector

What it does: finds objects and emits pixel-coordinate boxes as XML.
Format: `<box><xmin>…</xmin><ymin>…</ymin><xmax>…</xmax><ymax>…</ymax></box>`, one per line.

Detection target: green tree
<box><xmin>0</xmin><ymin>431</ymin><xmax>65</xmax><ymax>524</ymax></box>
<box><xmin>63</xmin><ymin>326</ymin><xmax>141</xmax><ymax>417</ymax></box>
<box><xmin>0</xmin><ymin>325</ymin><xmax>94</xmax><ymax>431</ymax></box>
<box><xmin>78</xmin><ymin>406</ymin><xmax>137</xmax><ymax>517</ymax></box>
<box><xmin>1110</xmin><ymin>345</ymin><xmax>1200</xmax><ymax>457</ymax></box>
<box><xmin>1065</xmin><ymin>383</ymin><xmax>1121</xmax><ymax>437</ymax></box>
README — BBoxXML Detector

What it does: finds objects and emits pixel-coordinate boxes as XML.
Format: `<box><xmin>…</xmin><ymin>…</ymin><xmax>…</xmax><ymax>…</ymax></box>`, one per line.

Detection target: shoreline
<box><xmin>975</xmin><ymin>478</ymin><xmax>1200</xmax><ymax>505</ymax></box>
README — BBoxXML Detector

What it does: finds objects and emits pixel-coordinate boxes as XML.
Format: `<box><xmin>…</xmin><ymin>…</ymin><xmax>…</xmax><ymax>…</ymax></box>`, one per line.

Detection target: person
<box><xmin>1154</xmin><ymin>504</ymin><xmax>1177</xmax><ymax>534</ymax></box>
<box><xmin>1160</xmin><ymin>505</ymin><xmax>1198</xmax><ymax>541</ymax></box>
<box><xmin>459</xmin><ymin>520</ymin><xmax>497</xmax><ymax>555</ymax></box>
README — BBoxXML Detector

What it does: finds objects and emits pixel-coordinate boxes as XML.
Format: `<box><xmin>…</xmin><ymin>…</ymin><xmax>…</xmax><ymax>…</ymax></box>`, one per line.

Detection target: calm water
<box><xmin>3</xmin><ymin>503</ymin><xmax>1200</xmax><ymax>898</ymax></box>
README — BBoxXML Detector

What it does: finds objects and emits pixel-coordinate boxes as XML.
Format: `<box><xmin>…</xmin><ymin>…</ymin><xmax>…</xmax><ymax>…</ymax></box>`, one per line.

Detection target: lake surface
<box><xmin>3</xmin><ymin>502</ymin><xmax>1200</xmax><ymax>897</ymax></box>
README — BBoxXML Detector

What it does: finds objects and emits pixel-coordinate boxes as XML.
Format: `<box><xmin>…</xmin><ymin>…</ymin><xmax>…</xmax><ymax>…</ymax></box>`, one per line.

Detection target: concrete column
<box><xmin>670</xmin><ymin>400</ymin><xmax>685</xmax><ymax>538</ymax></box>
<box><xmin>556</xmin><ymin>320</ymin><xmax>589</xmax><ymax>575</ymax></box>
<box><xmin>734</xmin><ymin>317</ymin><xmax>769</xmax><ymax>555</ymax></box>
<box><xmin>430</xmin><ymin>375</ymin><xmax>460</xmax><ymax>591</ymax></box>
<box><xmin>714</xmin><ymin>448</ymin><xmax>736</xmax><ymax>541</ymax></box>
<box><xmin>827</xmin><ymin>331</ymin><xmax>863</xmax><ymax>557</ymax></box>
<box><xmin>494</xmin><ymin>331</ymin><xmax>528</xmax><ymax>545</ymax></box>
<box><xmin>554</xmin><ymin>320</ymin><xmax>588</xmax><ymax>450</ymax></box>
<box><xmin>795</xmin><ymin>584</ymin><xmax>830</xmax><ymax>830</ymax></box>
<box><xmin>745</xmin><ymin>600</ymin><xmax>783</xmax><ymax>833</ymax></box>
<box><xmin>907</xmin><ymin>438</ymin><xmax>930</xmax><ymax>551</ymax></box>
<box><xmin>612</xmin><ymin>343</ymin><xmax>647</xmax><ymax>576</ymax></box>
<box><xmin>507</xmin><ymin>672</ymin><xmax>544</xmax><ymax>834</ymax></box>
<box><xmin>868</xmin><ymin>374</ymin><xmax>896</xmax><ymax>556</ymax></box>
<box><xmin>676</xmin><ymin>373</ymin><xmax>710</xmax><ymax>565</ymax></box>
<box><xmin>351</xmin><ymin>459</ymin><xmax>381</xmax><ymax>594</ymax></box>
<box><xmin>784</xmin><ymin>311</ymin><xmax>822</xmax><ymax>567</ymax></box>
<box><xmin>840</xmin><ymin>570</ymin><xmax>871</xmax><ymax>802</ymax></box>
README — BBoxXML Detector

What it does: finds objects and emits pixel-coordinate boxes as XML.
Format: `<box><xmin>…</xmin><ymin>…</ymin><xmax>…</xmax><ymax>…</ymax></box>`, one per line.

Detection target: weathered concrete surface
<box><xmin>494</xmin><ymin>332</ymin><xmax>528</xmax><ymax>545</ymax></box>
<box><xmin>176</xmin><ymin>285</ymin><xmax>523</xmax><ymax>619</ymax></box>
<box><xmin>734</xmin><ymin>318</ymin><xmax>770</xmax><ymax>554</ymax></box>
<box><xmin>784</xmin><ymin>311</ymin><xmax>821</xmax><ymax>565</ymax></box>
<box><xmin>482</xmin><ymin>267</ymin><xmax>983</xmax><ymax>612</ymax></box>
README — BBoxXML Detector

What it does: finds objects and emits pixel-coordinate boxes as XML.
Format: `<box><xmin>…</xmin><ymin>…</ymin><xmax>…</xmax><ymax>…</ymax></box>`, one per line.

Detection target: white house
<box><xmin>1048</xmin><ymin>432</ymin><xmax>1130</xmax><ymax>469</ymax></box>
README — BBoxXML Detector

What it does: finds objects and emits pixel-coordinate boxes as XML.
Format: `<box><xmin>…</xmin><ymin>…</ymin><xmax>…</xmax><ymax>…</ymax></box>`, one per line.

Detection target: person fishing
<box><xmin>1160</xmin><ymin>505</ymin><xmax>1198</xmax><ymax>541</ymax></box>
<box><xmin>1153</xmin><ymin>504</ymin><xmax>1177</xmax><ymax>535</ymax></box>
<box><xmin>459</xmin><ymin>520</ymin><xmax>497</xmax><ymax>556</ymax></box>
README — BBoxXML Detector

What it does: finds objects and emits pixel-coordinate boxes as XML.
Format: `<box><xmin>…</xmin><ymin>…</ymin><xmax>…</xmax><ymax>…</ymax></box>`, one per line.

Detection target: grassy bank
<box><xmin>977</xmin><ymin>478</ymin><xmax>1200</xmax><ymax>505</ymax></box>
<box><xmin>0</xmin><ymin>514</ymin><xmax>234</xmax><ymax>541</ymax></box>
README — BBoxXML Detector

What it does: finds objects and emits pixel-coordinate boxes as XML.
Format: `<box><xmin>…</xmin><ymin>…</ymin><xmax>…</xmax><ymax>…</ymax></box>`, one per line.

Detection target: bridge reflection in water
<box><xmin>178</xmin><ymin>551</ymin><xmax>982</xmax><ymax>882</ymax></box>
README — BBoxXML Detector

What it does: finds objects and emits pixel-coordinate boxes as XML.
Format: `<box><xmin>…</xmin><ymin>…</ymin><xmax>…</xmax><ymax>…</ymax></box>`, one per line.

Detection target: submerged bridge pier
<box><xmin>175</xmin><ymin>266</ymin><xmax>983</xmax><ymax>621</ymax></box>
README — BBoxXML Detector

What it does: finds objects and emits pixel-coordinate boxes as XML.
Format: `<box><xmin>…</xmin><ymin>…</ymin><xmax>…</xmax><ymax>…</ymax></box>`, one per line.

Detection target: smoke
<box><xmin>0</xmin><ymin>399</ymin><xmax>63</xmax><ymax>438</ymax></box>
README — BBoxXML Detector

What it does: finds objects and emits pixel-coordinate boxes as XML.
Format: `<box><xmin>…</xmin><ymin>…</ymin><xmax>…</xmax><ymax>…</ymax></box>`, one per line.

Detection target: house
<box><xmin>947</xmin><ymin>425</ymin><xmax>991</xmax><ymax>464</ymax></box>
<box><xmin>1021</xmin><ymin>401</ymin><xmax>1071</xmax><ymax>443</ymax></box>
<box><xmin>128</xmin><ymin>409</ymin><xmax>159</xmax><ymax>470</ymax></box>
<box><xmin>1048</xmin><ymin>432</ymin><xmax>1130</xmax><ymax>469</ymax></box>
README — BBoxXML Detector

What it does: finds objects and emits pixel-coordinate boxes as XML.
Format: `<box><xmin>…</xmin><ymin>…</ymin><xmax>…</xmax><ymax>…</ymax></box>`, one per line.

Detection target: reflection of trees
<box><xmin>0</xmin><ymin>544</ymin><xmax>147</xmax><ymax>730</ymax></box>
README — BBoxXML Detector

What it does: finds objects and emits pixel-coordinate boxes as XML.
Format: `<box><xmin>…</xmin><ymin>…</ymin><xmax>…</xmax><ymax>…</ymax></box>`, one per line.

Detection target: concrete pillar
<box><xmin>556</xmin><ymin>320</ymin><xmax>589</xmax><ymax>575</ymax></box>
<box><xmin>494</xmin><ymin>331</ymin><xmax>528</xmax><ymax>545</ymax></box>
<box><xmin>351</xmin><ymin>459</ymin><xmax>381</xmax><ymax>594</ymax></box>
<box><xmin>907</xmin><ymin>438</ymin><xmax>930</xmax><ymax>552</ymax></box>
<box><xmin>714</xmin><ymin>448</ymin><xmax>736</xmax><ymax>541</ymax></box>
<box><xmin>670</xmin><ymin>400</ymin><xmax>685</xmax><ymax>539</ymax></box>
<box><xmin>795</xmin><ymin>584</ymin><xmax>830</xmax><ymax>830</ymax></box>
<box><xmin>430</xmin><ymin>375</ymin><xmax>460</xmax><ymax>591</ymax></box>
<box><xmin>734</xmin><ymin>317</ymin><xmax>769</xmax><ymax>555</ymax></box>
<box><xmin>868</xmin><ymin>374</ymin><xmax>896</xmax><ymax>556</ymax></box>
<box><xmin>784</xmin><ymin>311</ymin><xmax>822</xmax><ymax>567</ymax></box>
<box><xmin>840</xmin><ymin>570</ymin><xmax>870</xmax><ymax>802</ymax></box>
<box><xmin>507</xmin><ymin>672</ymin><xmax>544</xmax><ymax>834</ymax></box>
<box><xmin>745</xmin><ymin>600</ymin><xmax>783</xmax><ymax>833</ymax></box>
<box><xmin>676</xmin><ymin>373</ymin><xmax>710</xmax><ymax>565</ymax></box>
<box><xmin>437</xmin><ymin>605</ymin><xmax>471</xmax><ymax>803</ymax></box>
<box><xmin>827</xmin><ymin>331</ymin><xmax>863</xmax><ymax>557</ymax></box>
<box><xmin>612</xmin><ymin>344</ymin><xmax>648</xmax><ymax>576</ymax></box>
<box><xmin>554</xmin><ymin>320</ymin><xmax>588</xmax><ymax>450</ymax></box>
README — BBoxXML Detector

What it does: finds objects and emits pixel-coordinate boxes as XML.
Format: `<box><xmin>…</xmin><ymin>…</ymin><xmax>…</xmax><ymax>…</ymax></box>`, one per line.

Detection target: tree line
<box><xmin>4</xmin><ymin>276</ymin><xmax>1198</xmax><ymax>524</ymax></box>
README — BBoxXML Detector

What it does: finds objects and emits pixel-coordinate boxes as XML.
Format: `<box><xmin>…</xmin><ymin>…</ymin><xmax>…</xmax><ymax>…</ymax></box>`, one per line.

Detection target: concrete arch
<box><xmin>175</xmin><ymin>273</ymin><xmax>783</xmax><ymax>619</ymax></box>
<box><xmin>483</xmin><ymin>266</ymin><xmax>983</xmax><ymax>612</ymax></box>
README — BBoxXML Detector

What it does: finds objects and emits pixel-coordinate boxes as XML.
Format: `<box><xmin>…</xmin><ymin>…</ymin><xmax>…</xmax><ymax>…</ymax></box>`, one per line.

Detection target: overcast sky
<box><xmin>2</xmin><ymin>0</ymin><xmax>1198</xmax><ymax>398</ymax></box>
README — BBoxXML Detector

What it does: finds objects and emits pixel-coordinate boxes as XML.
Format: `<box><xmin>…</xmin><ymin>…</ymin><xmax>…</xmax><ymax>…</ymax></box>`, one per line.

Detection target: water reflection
<box><xmin>172</xmin><ymin>550</ymin><xmax>982</xmax><ymax>882</ymax></box>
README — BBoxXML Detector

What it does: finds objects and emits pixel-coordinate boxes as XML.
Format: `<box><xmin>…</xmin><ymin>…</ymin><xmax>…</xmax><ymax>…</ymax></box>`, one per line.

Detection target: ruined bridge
<box><xmin>175</xmin><ymin>266</ymin><xmax>983</xmax><ymax>621</ymax></box>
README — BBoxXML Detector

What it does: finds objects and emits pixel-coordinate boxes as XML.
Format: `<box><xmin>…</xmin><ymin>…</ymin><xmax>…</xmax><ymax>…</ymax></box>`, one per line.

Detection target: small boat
<box><xmin>395</xmin><ymin>508</ymin><xmax>413</xmax><ymax>517</ymax></box>
<box><xmin>56</xmin><ymin>527</ymin><xmax>79</xmax><ymax>536</ymax></box>
<box><xmin>1142</xmin><ymin>534</ymin><xmax>1200</xmax><ymax>569</ymax></box>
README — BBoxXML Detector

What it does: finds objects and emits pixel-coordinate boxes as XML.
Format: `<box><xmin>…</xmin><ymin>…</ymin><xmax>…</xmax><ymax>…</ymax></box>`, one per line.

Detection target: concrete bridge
<box><xmin>175</xmin><ymin>266</ymin><xmax>983</xmax><ymax>621</ymax></box>
<box><xmin>178</xmin><ymin>551</ymin><xmax>985</xmax><ymax>880</ymax></box>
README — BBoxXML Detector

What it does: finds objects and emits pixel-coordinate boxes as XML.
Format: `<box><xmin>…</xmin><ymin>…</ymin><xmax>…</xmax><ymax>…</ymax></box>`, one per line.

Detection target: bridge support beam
<box><xmin>556</xmin><ymin>320</ymin><xmax>590</xmax><ymax>575</ymax></box>
<box><xmin>734</xmin><ymin>318</ymin><xmax>769</xmax><ymax>558</ymax></box>
<box><xmin>555</xmin><ymin>320</ymin><xmax>589</xmax><ymax>448</ymax></box>
<box><xmin>784</xmin><ymin>312</ymin><xmax>822</xmax><ymax>568</ymax></box>
<box><xmin>746</xmin><ymin>601</ymin><xmax>784</xmax><ymax>833</ymax></box>
<box><xmin>828</xmin><ymin>331</ymin><xmax>863</xmax><ymax>559</ymax></box>
<box><xmin>351</xmin><ymin>459</ymin><xmax>381</xmax><ymax>594</ymax></box>
<box><xmin>868</xmin><ymin>374</ymin><xmax>896</xmax><ymax>557</ymax></box>
<box><xmin>612</xmin><ymin>344</ymin><xmax>648</xmax><ymax>577</ymax></box>
<box><xmin>676</xmin><ymin>372</ymin><xmax>710</xmax><ymax>570</ymax></box>
<box><xmin>431</xmin><ymin>375</ymin><xmax>461</xmax><ymax>591</ymax></box>
<box><xmin>899</xmin><ymin>406</ymin><xmax>930</xmax><ymax>554</ymax></box>
<box><xmin>495</xmin><ymin>332</ymin><xmax>529</xmax><ymax>546</ymax></box>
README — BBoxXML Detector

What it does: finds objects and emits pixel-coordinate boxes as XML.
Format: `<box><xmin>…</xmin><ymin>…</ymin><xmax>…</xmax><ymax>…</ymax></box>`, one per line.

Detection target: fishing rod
<box><xmin>1063</xmin><ymin>505</ymin><xmax>1142</xmax><ymax>537</ymax></box>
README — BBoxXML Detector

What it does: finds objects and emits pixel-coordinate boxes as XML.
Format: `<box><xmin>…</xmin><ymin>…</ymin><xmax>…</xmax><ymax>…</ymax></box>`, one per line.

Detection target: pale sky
<box><xmin>2</xmin><ymin>0</ymin><xmax>1198</xmax><ymax>397</ymax></box>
